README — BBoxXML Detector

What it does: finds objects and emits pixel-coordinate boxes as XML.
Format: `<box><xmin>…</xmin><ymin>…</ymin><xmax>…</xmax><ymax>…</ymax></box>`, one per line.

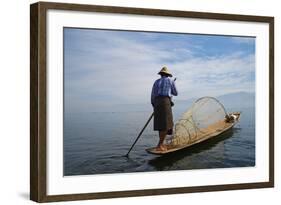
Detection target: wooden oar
<box><xmin>125</xmin><ymin>112</ymin><xmax>154</xmax><ymax>157</ymax></box>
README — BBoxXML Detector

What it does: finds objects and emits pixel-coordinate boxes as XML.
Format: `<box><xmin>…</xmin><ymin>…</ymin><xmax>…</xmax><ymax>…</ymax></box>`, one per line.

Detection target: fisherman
<box><xmin>151</xmin><ymin>66</ymin><xmax>178</xmax><ymax>151</ymax></box>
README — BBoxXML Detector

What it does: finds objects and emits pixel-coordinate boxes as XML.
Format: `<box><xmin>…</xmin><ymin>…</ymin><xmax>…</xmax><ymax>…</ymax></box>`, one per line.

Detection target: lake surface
<box><xmin>64</xmin><ymin>106</ymin><xmax>255</xmax><ymax>176</ymax></box>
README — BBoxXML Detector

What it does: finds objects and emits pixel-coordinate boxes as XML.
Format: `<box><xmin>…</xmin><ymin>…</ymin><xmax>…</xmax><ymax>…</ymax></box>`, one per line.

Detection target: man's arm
<box><xmin>151</xmin><ymin>81</ymin><xmax>157</xmax><ymax>106</ymax></box>
<box><xmin>171</xmin><ymin>79</ymin><xmax>178</xmax><ymax>96</ymax></box>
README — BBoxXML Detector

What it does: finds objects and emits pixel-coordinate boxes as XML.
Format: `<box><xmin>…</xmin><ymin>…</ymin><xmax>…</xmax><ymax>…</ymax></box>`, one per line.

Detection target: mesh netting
<box><xmin>169</xmin><ymin>97</ymin><xmax>227</xmax><ymax>146</ymax></box>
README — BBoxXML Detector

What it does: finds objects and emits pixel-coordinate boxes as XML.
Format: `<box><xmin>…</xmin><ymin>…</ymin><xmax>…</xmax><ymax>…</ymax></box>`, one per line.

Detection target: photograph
<box><xmin>30</xmin><ymin>2</ymin><xmax>274</xmax><ymax>202</ymax></box>
<box><xmin>63</xmin><ymin>28</ymin><xmax>256</xmax><ymax>176</ymax></box>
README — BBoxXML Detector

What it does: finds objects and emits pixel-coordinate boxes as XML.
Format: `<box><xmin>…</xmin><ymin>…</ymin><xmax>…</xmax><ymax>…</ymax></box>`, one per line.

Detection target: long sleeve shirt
<box><xmin>151</xmin><ymin>76</ymin><xmax>178</xmax><ymax>105</ymax></box>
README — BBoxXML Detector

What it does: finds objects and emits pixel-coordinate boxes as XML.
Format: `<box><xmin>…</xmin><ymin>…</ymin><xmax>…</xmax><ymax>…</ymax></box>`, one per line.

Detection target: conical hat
<box><xmin>158</xmin><ymin>66</ymin><xmax>172</xmax><ymax>77</ymax></box>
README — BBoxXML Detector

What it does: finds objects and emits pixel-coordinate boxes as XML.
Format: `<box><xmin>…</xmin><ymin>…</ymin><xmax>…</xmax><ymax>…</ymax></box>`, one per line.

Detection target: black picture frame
<box><xmin>30</xmin><ymin>1</ymin><xmax>274</xmax><ymax>202</ymax></box>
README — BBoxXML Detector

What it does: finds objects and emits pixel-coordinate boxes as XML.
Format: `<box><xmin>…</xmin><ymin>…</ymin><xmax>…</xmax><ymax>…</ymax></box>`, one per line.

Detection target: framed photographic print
<box><xmin>30</xmin><ymin>1</ymin><xmax>274</xmax><ymax>202</ymax></box>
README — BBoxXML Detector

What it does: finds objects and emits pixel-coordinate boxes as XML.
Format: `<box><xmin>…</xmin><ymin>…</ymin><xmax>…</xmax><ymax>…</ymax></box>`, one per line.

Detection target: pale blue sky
<box><xmin>64</xmin><ymin>28</ymin><xmax>255</xmax><ymax>113</ymax></box>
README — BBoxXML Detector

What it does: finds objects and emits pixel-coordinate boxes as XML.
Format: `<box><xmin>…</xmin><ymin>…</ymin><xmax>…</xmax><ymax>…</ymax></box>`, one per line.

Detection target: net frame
<box><xmin>169</xmin><ymin>97</ymin><xmax>228</xmax><ymax>146</ymax></box>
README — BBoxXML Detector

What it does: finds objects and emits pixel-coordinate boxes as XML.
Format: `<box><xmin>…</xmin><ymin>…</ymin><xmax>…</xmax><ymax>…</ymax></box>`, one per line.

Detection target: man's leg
<box><xmin>157</xmin><ymin>130</ymin><xmax>167</xmax><ymax>151</ymax></box>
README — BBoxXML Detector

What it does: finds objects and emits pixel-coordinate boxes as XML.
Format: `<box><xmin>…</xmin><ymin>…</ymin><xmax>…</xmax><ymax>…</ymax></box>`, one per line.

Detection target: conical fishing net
<box><xmin>169</xmin><ymin>97</ymin><xmax>228</xmax><ymax>146</ymax></box>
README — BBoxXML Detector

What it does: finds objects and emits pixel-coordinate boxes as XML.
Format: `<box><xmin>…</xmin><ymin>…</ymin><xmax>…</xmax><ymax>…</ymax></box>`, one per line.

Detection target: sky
<box><xmin>64</xmin><ymin>28</ymin><xmax>255</xmax><ymax>113</ymax></box>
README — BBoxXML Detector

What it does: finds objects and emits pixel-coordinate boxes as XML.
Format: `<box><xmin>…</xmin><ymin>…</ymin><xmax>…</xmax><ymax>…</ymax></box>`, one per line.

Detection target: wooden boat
<box><xmin>146</xmin><ymin>112</ymin><xmax>241</xmax><ymax>155</ymax></box>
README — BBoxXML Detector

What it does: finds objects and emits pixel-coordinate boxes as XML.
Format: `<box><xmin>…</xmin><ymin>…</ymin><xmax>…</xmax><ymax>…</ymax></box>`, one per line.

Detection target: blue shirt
<box><xmin>151</xmin><ymin>76</ymin><xmax>178</xmax><ymax>105</ymax></box>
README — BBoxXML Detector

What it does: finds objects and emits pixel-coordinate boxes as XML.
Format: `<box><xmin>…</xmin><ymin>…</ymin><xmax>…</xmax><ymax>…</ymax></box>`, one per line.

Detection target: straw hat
<box><xmin>158</xmin><ymin>66</ymin><xmax>172</xmax><ymax>77</ymax></box>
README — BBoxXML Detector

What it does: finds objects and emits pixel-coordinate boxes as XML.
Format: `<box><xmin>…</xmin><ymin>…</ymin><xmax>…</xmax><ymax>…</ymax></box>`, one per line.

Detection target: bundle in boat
<box><xmin>146</xmin><ymin>97</ymin><xmax>240</xmax><ymax>155</ymax></box>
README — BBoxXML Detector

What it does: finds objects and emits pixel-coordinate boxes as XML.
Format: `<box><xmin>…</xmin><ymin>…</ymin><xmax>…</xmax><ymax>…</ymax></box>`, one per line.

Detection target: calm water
<box><xmin>64</xmin><ymin>106</ymin><xmax>255</xmax><ymax>176</ymax></box>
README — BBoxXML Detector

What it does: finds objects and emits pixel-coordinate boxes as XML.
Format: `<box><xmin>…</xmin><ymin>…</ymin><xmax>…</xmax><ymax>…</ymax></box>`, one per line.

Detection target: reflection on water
<box><xmin>64</xmin><ymin>107</ymin><xmax>255</xmax><ymax>176</ymax></box>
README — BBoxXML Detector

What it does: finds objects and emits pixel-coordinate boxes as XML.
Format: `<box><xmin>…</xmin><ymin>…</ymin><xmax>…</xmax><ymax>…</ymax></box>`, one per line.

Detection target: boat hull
<box><xmin>146</xmin><ymin>112</ymin><xmax>241</xmax><ymax>155</ymax></box>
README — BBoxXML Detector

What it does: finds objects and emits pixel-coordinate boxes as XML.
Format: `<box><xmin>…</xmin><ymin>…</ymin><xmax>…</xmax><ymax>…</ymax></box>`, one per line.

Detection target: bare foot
<box><xmin>156</xmin><ymin>145</ymin><xmax>167</xmax><ymax>151</ymax></box>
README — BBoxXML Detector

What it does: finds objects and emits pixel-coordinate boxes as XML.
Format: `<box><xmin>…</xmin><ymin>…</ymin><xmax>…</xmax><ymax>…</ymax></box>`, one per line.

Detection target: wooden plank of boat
<box><xmin>146</xmin><ymin>115</ymin><xmax>239</xmax><ymax>155</ymax></box>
